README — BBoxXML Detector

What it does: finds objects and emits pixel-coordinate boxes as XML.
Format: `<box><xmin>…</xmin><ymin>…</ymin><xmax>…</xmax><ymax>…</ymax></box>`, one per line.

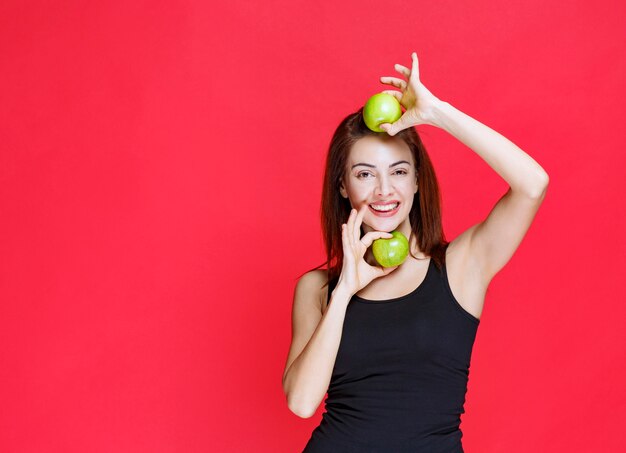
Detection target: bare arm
<box><xmin>380</xmin><ymin>52</ymin><xmax>549</xmax><ymax>288</ymax></box>
<box><xmin>283</xmin><ymin>207</ymin><xmax>397</xmax><ymax>418</ymax></box>
<box><xmin>430</xmin><ymin>101</ymin><xmax>549</xmax><ymax>196</ymax></box>
<box><xmin>430</xmin><ymin>100</ymin><xmax>549</xmax><ymax>284</ymax></box>
<box><xmin>282</xmin><ymin>282</ymin><xmax>352</xmax><ymax>418</ymax></box>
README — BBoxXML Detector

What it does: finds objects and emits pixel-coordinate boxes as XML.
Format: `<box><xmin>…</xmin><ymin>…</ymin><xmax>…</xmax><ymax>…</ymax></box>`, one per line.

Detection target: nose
<box><xmin>375</xmin><ymin>174</ymin><xmax>393</xmax><ymax>197</ymax></box>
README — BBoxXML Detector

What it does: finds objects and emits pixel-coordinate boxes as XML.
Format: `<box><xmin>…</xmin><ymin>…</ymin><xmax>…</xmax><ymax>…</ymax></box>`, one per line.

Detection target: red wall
<box><xmin>1</xmin><ymin>1</ymin><xmax>625</xmax><ymax>451</ymax></box>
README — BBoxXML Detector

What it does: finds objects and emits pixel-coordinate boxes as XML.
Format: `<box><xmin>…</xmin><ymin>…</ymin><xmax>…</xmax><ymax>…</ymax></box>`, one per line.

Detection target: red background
<box><xmin>1</xmin><ymin>1</ymin><xmax>625</xmax><ymax>452</ymax></box>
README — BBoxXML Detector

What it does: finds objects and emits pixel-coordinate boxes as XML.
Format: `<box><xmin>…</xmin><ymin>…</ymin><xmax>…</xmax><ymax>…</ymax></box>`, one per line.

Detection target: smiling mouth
<box><xmin>370</xmin><ymin>202</ymin><xmax>399</xmax><ymax>212</ymax></box>
<box><xmin>368</xmin><ymin>202</ymin><xmax>400</xmax><ymax>216</ymax></box>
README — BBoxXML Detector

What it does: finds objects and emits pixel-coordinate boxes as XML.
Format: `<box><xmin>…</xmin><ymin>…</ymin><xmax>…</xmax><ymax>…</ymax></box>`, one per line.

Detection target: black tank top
<box><xmin>302</xmin><ymin>255</ymin><xmax>480</xmax><ymax>453</ymax></box>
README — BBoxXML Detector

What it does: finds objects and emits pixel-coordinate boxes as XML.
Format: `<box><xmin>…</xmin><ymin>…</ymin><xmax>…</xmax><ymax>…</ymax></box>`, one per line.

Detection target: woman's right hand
<box><xmin>336</xmin><ymin>205</ymin><xmax>400</xmax><ymax>297</ymax></box>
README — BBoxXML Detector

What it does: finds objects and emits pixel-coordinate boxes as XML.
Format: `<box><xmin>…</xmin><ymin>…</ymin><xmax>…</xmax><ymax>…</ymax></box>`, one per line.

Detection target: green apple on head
<box><xmin>363</xmin><ymin>93</ymin><xmax>402</xmax><ymax>133</ymax></box>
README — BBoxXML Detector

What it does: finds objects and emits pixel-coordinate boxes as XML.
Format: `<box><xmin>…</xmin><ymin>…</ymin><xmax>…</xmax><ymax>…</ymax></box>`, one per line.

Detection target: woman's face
<box><xmin>340</xmin><ymin>135</ymin><xmax>418</xmax><ymax>234</ymax></box>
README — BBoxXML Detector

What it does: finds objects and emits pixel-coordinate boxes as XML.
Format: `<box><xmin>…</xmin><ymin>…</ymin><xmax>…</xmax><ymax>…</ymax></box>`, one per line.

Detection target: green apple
<box><xmin>372</xmin><ymin>230</ymin><xmax>409</xmax><ymax>267</ymax></box>
<box><xmin>362</xmin><ymin>93</ymin><xmax>402</xmax><ymax>132</ymax></box>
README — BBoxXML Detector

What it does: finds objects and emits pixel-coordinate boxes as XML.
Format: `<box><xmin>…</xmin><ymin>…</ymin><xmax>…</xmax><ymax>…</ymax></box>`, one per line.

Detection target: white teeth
<box><xmin>370</xmin><ymin>202</ymin><xmax>399</xmax><ymax>212</ymax></box>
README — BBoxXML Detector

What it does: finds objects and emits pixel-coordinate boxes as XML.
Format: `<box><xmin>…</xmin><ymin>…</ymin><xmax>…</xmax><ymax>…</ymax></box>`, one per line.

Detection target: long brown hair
<box><xmin>300</xmin><ymin>107</ymin><xmax>449</xmax><ymax>289</ymax></box>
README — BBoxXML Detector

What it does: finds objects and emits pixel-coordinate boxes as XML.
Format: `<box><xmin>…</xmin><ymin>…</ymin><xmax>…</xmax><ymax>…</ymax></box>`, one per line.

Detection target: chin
<box><xmin>363</xmin><ymin>203</ymin><xmax>411</xmax><ymax>230</ymax></box>
<box><xmin>364</xmin><ymin>218</ymin><xmax>404</xmax><ymax>233</ymax></box>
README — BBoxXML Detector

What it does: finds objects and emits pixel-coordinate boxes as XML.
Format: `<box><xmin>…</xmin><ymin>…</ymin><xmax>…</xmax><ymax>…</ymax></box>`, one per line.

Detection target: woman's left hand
<box><xmin>379</xmin><ymin>52</ymin><xmax>444</xmax><ymax>136</ymax></box>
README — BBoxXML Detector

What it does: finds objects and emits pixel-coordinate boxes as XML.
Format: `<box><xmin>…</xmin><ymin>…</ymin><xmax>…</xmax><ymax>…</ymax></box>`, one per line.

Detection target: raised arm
<box><xmin>429</xmin><ymin>101</ymin><xmax>548</xmax><ymax>196</ymax></box>
<box><xmin>427</xmin><ymin>100</ymin><xmax>548</xmax><ymax>284</ymax></box>
<box><xmin>380</xmin><ymin>52</ymin><xmax>549</xmax><ymax>286</ymax></box>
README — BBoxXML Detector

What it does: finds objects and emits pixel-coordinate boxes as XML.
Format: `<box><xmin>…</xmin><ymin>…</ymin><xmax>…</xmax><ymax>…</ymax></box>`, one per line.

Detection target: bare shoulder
<box><xmin>282</xmin><ymin>269</ymin><xmax>329</xmax><ymax>386</ymax></box>
<box><xmin>445</xmin><ymin>226</ymin><xmax>488</xmax><ymax>321</ymax></box>
<box><xmin>295</xmin><ymin>269</ymin><xmax>328</xmax><ymax>313</ymax></box>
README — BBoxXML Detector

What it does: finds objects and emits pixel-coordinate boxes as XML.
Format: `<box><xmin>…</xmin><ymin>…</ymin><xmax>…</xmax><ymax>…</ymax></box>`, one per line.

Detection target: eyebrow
<box><xmin>351</xmin><ymin>160</ymin><xmax>411</xmax><ymax>170</ymax></box>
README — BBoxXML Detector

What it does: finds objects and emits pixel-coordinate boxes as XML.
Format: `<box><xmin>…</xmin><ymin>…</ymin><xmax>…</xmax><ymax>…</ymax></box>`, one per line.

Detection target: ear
<box><xmin>339</xmin><ymin>179</ymin><xmax>348</xmax><ymax>199</ymax></box>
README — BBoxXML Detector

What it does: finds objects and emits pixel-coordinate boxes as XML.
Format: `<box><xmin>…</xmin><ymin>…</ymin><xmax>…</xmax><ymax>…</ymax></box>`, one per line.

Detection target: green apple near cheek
<box><xmin>372</xmin><ymin>231</ymin><xmax>410</xmax><ymax>267</ymax></box>
<box><xmin>362</xmin><ymin>93</ymin><xmax>402</xmax><ymax>132</ymax></box>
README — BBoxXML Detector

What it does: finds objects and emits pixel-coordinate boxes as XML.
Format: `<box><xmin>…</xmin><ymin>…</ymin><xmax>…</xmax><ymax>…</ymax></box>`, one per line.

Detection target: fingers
<box><xmin>380</xmin><ymin>120</ymin><xmax>397</xmax><ymax>136</ymax></box>
<box><xmin>354</xmin><ymin>205</ymin><xmax>367</xmax><ymax>242</ymax></box>
<box><xmin>380</xmin><ymin>265</ymin><xmax>400</xmax><ymax>275</ymax></box>
<box><xmin>394</xmin><ymin>63</ymin><xmax>410</xmax><ymax>78</ymax></box>
<box><xmin>381</xmin><ymin>90</ymin><xmax>402</xmax><ymax>102</ymax></box>
<box><xmin>379</xmin><ymin>121</ymin><xmax>396</xmax><ymax>134</ymax></box>
<box><xmin>341</xmin><ymin>221</ymin><xmax>353</xmax><ymax>258</ymax></box>
<box><xmin>381</xmin><ymin>52</ymin><xmax>420</xmax><ymax>89</ymax></box>
<box><xmin>411</xmin><ymin>52</ymin><xmax>420</xmax><ymax>79</ymax></box>
<box><xmin>382</xmin><ymin>112</ymin><xmax>412</xmax><ymax>136</ymax></box>
<box><xmin>360</xmin><ymin>230</ymin><xmax>393</xmax><ymax>248</ymax></box>
<box><xmin>378</xmin><ymin>123</ymin><xmax>401</xmax><ymax>137</ymax></box>
<box><xmin>346</xmin><ymin>208</ymin><xmax>356</xmax><ymax>245</ymax></box>
<box><xmin>380</xmin><ymin>76</ymin><xmax>406</xmax><ymax>90</ymax></box>
<box><xmin>372</xmin><ymin>262</ymin><xmax>399</xmax><ymax>280</ymax></box>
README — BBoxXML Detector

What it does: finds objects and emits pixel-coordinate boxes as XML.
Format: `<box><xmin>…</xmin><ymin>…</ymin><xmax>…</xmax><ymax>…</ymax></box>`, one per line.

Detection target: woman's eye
<box><xmin>357</xmin><ymin>170</ymin><xmax>407</xmax><ymax>179</ymax></box>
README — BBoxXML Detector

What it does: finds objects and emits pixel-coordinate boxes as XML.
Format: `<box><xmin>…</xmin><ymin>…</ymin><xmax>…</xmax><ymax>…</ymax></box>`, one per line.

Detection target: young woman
<box><xmin>282</xmin><ymin>51</ymin><xmax>549</xmax><ymax>452</ymax></box>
